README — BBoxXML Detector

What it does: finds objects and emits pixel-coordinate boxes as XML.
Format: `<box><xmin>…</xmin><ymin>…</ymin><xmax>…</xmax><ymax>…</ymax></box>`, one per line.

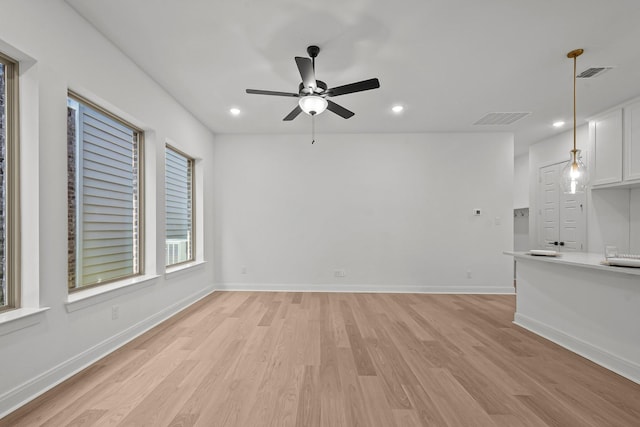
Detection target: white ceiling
<box><xmin>65</xmin><ymin>0</ymin><xmax>640</xmax><ymax>156</ymax></box>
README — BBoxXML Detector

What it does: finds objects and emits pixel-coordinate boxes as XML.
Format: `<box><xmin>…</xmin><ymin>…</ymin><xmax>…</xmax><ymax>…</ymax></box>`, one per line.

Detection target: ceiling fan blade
<box><xmin>246</xmin><ymin>89</ymin><xmax>299</xmax><ymax>97</ymax></box>
<box><xmin>326</xmin><ymin>78</ymin><xmax>380</xmax><ymax>97</ymax></box>
<box><xmin>295</xmin><ymin>57</ymin><xmax>317</xmax><ymax>91</ymax></box>
<box><xmin>283</xmin><ymin>105</ymin><xmax>303</xmax><ymax>121</ymax></box>
<box><xmin>327</xmin><ymin>100</ymin><xmax>355</xmax><ymax>119</ymax></box>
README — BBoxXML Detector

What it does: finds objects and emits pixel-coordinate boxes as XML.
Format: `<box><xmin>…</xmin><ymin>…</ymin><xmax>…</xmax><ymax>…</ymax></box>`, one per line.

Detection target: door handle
<box><xmin>559</xmin><ymin>242</ymin><xmax>565</xmax><ymax>246</ymax></box>
<box><xmin>553</xmin><ymin>241</ymin><xmax>559</xmax><ymax>246</ymax></box>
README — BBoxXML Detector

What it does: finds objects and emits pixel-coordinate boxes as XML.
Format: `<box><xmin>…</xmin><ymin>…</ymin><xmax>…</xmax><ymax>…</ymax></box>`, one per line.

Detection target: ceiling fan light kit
<box><xmin>299</xmin><ymin>95</ymin><xmax>328</xmax><ymax>115</ymax></box>
<box><xmin>245</xmin><ymin>45</ymin><xmax>381</xmax><ymax>142</ymax></box>
<box><xmin>560</xmin><ymin>48</ymin><xmax>589</xmax><ymax>194</ymax></box>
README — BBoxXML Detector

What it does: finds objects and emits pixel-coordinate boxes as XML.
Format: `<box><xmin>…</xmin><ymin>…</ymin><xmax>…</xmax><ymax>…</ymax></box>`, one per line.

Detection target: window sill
<box><xmin>65</xmin><ymin>274</ymin><xmax>160</xmax><ymax>313</ymax></box>
<box><xmin>165</xmin><ymin>260</ymin><xmax>207</xmax><ymax>278</ymax></box>
<box><xmin>0</xmin><ymin>307</ymin><xmax>50</xmax><ymax>337</ymax></box>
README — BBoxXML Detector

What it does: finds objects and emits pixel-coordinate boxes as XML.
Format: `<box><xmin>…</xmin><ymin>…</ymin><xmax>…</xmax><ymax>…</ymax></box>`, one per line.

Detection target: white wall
<box><xmin>514</xmin><ymin>153</ymin><xmax>529</xmax><ymax>209</ymax></box>
<box><xmin>514</xmin><ymin>209</ymin><xmax>530</xmax><ymax>252</ymax></box>
<box><xmin>213</xmin><ymin>132</ymin><xmax>514</xmax><ymax>293</ymax></box>
<box><xmin>513</xmin><ymin>154</ymin><xmax>530</xmax><ymax>251</ymax></box>
<box><xmin>0</xmin><ymin>0</ymin><xmax>215</xmax><ymax>416</ymax></box>
<box><xmin>590</xmin><ymin>188</ymin><xmax>631</xmax><ymax>253</ymax></box>
<box><xmin>631</xmin><ymin>189</ymin><xmax>640</xmax><ymax>254</ymax></box>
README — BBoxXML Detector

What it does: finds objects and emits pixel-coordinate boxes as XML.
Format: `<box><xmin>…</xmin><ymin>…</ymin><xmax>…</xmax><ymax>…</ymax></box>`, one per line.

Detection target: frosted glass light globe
<box><xmin>298</xmin><ymin>95</ymin><xmax>328</xmax><ymax>116</ymax></box>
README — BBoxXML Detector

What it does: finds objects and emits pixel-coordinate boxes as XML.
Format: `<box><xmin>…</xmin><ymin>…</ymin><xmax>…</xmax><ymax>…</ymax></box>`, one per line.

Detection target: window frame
<box><xmin>165</xmin><ymin>144</ymin><xmax>195</xmax><ymax>268</ymax></box>
<box><xmin>67</xmin><ymin>91</ymin><xmax>145</xmax><ymax>292</ymax></box>
<box><xmin>0</xmin><ymin>51</ymin><xmax>20</xmax><ymax>312</ymax></box>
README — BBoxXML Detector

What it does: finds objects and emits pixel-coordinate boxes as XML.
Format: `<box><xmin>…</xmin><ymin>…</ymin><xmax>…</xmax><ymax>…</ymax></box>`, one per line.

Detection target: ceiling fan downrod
<box><xmin>307</xmin><ymin>45</ymin><xmax>320</xmax><ymax>72</ymax></box>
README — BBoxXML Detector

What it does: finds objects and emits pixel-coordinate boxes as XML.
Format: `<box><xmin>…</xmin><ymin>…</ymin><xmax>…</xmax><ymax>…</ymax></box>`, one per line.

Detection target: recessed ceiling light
<box><xmin>553</xmin><ymin>121</ymin><xmax>565</xmax><ymax>128</ymax></box>
<box><xmin>230</xmin><ymin>108</ymin><xmax>241</xmax><ymax>116</ymax></box>
<box><xmin>392</xmin><ymin>105</ymin><xmax>404</xmax><ymax>113</ymax></box>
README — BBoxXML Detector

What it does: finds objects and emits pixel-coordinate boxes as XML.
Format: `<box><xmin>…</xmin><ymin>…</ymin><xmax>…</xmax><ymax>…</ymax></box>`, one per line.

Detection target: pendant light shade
<box><xmin>560</xmin><ymin>48</ymin><xmax>588</xmax><ymax>194</ymax></box>
<box><xmin>299</xmin><ymin>95</ymin><xmax>328</xmax><ymax>116</ymax></box>
<box><xmin>560</xmin><ymin>149</ymin><xmax>589</xmax><ymax>194</ymax></box>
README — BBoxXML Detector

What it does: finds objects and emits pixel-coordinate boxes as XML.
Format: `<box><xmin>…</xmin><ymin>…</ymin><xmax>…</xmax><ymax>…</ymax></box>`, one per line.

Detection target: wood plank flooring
<box><xmin>2</xmin><ymin>292</ymin><xmax>639</xmax><ymax>426</ymax></box>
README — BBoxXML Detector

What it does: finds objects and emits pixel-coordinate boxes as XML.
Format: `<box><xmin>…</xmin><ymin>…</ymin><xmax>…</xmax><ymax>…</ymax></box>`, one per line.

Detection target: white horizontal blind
<box><xmin>0</xmin><ymin>53</ymin><xmax>18</xmax><ymax>309</ymax></box>
<box><xmin>78</xmin><ymin>103</ymin><xmax>139</xmax><ymax>286</ymax></box>
<box><xmin>165</xmin><ymin>146</ymin><xmax>193</xmax><ymax>265</ymax></box>
<box><xmin>0</xmin><ymin>62</ymin><xmax>6</xmax><ymax>306</ymax></box>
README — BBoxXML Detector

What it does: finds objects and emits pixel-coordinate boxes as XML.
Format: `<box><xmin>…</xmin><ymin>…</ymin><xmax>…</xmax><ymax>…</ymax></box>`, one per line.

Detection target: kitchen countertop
<box><xmin>504</xmin><ymin>251</ymin><xmax>640</xmax><ymax>277</ymax></box>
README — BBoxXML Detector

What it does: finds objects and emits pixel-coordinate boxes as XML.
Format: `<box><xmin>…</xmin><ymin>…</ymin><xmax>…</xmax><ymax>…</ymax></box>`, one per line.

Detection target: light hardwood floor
<box><xmin>2</xmin><ymin>292</ymin><xmax>639</xmax><ymax>426</ymax></box>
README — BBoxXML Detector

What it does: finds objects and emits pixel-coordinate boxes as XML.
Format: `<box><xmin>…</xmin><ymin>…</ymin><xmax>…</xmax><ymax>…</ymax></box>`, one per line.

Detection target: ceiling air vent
<box><xmin>577</xmin><ymin>67</ymin><xmax>614</xmax><ymax>78</ymax></box>
<box><xmin>473</xmin><ymin>112</ymin><xmax>531</xmax><ymax>126</ymax></box>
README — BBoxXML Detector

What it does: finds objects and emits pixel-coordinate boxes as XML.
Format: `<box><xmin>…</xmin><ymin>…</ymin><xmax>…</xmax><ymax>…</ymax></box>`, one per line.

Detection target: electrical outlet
<box><xmin>466</xmin><ymin>270</ymin><xmax>472</xmax><ymax>279</ymax></box>
<box><xmin>111</xmin><ymin>305</ymin><xmax>120</xmax><ymax>320</ymax></box>
<box><xmin>241</xmin><ymin>266</ymin><xmax>248</xmax><ymax>274</ymax></box>
<box><xmin>334</xmin><ymin>269</ymin><xmax>346</xmax><ymax>278</ymax></box>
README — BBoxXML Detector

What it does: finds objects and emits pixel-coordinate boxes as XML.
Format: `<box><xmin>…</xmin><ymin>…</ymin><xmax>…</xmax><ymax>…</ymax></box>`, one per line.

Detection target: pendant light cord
<box><xmin>573</xmin><ymin>54</ymin><xmax>577</xmax><ymax>153</ymax></box>
<box><xmin>566</xmin><ymin>48</ymin><xmax>584</xmax><ymax>164</ymax></box>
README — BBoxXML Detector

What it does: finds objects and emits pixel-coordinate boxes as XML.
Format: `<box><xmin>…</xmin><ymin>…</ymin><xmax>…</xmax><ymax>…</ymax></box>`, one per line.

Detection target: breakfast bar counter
<box><xmin>505</xmin><ymin>251</ymin><xmax>640</xmax><ymax>384</ymax></box>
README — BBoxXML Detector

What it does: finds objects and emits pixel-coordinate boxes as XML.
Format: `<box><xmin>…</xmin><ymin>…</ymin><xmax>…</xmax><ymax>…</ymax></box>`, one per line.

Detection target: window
<box><xmin>67</xmin><ymin>93</ymin><xmax>143</xmax><ymax>291</ymax></box>
<box><xmin>0</xmin><ymin>52</ymin><xmax>18</xmax><ymax>311</ymax></box>
<box><xmin>165</xmin><ymin>145</ymin><xmax>193</xmax><ymax>266</ymax></box>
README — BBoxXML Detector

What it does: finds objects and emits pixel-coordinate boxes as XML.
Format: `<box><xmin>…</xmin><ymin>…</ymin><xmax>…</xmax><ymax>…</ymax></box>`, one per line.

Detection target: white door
<box><xmin>560</xmin><ymin>189</ymin><xmax>586</xmax><ymax>251</ymax></box>
<box><xmin>540</xmin><ymin>165</ymin><xmax>559</xmax><ymax>249</ymax></box>
<box><xmin>538</xmin><ymin>163</ymin><xmax>586</xmax><ymax>251</ymax></box>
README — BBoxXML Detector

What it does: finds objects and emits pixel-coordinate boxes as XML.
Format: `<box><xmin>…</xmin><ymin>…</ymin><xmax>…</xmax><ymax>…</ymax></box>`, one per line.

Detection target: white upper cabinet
<box><xmin>590</xmin><ymin>98</ymin><xmax>640</xmax><ymax>188</ymax></box>
<box><xmin>590</xmin><ymin>108</ymin><xmax>623</xmax><ymax>186</ymax></box>
<box><xmin>624</xmin><ymin>99</ymin><xmax>640</xmax><ymax>182</ymax></box>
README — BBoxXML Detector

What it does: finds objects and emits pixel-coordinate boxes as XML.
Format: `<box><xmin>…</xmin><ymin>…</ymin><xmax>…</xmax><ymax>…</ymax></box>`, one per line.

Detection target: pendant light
<box><xmin>560</xmin><ymin>48</ymin><xmax>589</xmax><ymax>194</ymax></box>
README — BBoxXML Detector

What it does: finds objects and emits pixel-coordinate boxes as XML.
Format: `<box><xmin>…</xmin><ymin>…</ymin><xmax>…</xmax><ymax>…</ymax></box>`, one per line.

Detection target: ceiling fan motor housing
<box><xmin>299</xmin><ymin>80</ymin><xmax>327</xmax><ymax>95</ymax></box>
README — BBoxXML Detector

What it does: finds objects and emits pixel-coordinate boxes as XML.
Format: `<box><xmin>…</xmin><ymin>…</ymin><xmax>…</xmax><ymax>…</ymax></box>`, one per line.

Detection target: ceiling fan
<box><xmin>245</xmin><ymin>45</ymin><xmax>381</xmax><ymax>121</ymax></box>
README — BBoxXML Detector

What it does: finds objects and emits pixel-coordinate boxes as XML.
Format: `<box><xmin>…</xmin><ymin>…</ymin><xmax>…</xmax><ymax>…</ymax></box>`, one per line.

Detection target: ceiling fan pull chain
<box><xmin>311</xmin><ymin>114</ymin><xmax>315</xmax><ymax>144</ymax></box>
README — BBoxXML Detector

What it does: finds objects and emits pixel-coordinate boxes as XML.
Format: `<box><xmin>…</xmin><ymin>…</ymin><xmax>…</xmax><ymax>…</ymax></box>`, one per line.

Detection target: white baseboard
<box><xmin>216</xmin><ymin>282</ymin><xmax>515</xmax><ymax>294</ymax></box>
<box><xmin>514</xmin><ymin>313</ymin><xmax>640</xmax><ymax>385</ymax></box>
<box><xmin>0</xmin><ymin>285</ymin><xmax>215</xmax><ymax>419</ymax></box>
